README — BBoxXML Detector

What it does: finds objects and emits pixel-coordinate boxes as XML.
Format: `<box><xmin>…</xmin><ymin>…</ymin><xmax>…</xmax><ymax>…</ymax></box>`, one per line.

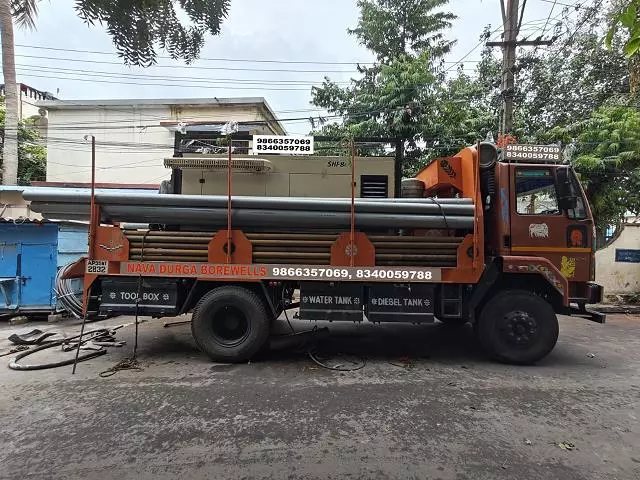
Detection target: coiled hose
<box><xmin>54</xmin><ymin>263</ymin><xmax>83</xmax><ymax>318</ymax></box>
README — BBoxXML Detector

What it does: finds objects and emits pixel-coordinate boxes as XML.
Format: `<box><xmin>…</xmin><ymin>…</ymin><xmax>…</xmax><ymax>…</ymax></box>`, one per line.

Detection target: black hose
<box><xmin>8</xmin><ymin>328</ymin><xmax>112</xmax><ymax>371</ymax></box>
<box><xmin>54</xmin><ymin>263</ymin><xmax>83</xmax><ymax>318</ymax></box>
<box><xmin>9</xmin><ymin>340</ymin><xmax>106</xmax><ymax>370</ymax></box>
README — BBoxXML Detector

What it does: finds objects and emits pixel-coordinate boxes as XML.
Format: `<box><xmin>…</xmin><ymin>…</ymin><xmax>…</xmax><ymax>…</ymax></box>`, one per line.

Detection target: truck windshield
<box><xmin>515</xmin><ymin>168</ymin><xmax>560</xmax><ymax>215</ymax></box>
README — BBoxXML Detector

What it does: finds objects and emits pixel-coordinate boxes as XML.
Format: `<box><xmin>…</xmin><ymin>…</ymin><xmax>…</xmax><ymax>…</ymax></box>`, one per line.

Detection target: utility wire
<box><xmin>15</xmin><ymin>53</ymin><xmax>363</xmax><ymax>74</ymax></box>
<box><xmin>555</xmin><ymin>0</ymin><xmax>605</xmax><ymax>51</ymax></box>
<box><xmin>12</xmin><ymin>72</ymin><xmax>313</xmax><ymax>91</ymax></box>
<box><xmin>14</xmin><ymin>43</ymin><xmax>491</xmax><ymax>65</ymax></box>
<box><xmin>11</xmin><ymin>63</ymin><xmax>355</xmax><ymax>85</ymax></box>
<box><xmin>540</xmin><ymin>0</ymin><xmax>558</xmax><ymax>37</ymax></box>
<box><xmin>535</xmin><ymin>0</ymin><xmax>586</xmax><ymax>7</ymax></box>
<box><xmin>6</xmin><ymin>14</ymin><xmax>588</xmax><ymax>139</ymax></box>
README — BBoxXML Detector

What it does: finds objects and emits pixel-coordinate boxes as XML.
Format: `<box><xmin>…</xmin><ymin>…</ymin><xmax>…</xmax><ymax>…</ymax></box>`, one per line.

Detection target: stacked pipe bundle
<box><xmin>23</xmin><ymin>190</ymin><xmax>475</xmax><ymax>231</ymax></box>
<box><xmin>124</xmin><ymin>231</ymin><xmax>463</xmax><ymax>267</ymax></box>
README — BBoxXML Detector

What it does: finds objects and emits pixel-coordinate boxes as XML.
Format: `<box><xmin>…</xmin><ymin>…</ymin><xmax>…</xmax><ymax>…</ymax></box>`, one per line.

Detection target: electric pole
<box><xmin>488</xmin><ymin>0</ymin><xmax>553</xmax><ymax>135</ymax></box>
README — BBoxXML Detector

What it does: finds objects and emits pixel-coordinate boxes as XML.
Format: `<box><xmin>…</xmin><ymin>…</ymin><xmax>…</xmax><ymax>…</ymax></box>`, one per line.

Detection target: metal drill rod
<box><xmin>102</xmin><ymin>205</ymin><xmax>474</xmax><ymax>230</ymax></box>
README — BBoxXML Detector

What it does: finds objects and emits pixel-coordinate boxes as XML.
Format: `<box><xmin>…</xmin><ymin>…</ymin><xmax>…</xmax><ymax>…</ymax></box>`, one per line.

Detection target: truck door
<box><xmin>509</xmin><ymin>165</ymin><xmax>593</xmax><ymax>282</ymax></box>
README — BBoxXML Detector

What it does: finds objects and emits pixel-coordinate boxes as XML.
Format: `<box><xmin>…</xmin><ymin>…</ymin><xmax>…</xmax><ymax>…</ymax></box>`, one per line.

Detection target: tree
<box><xmin>425</xmin><ymin>28</ymin><xmax>502</xmax><ymax>159</ymax></box>
<box><xmin>349</xmin><ymin>0</ymin><xmax>456</xmax><ymax>64</ymax></box>
<box><xmin>606</xmin><ymin>1</ymin><xmax>640</xmax><ymax>57</ymax></box>
<box><xmin>310</xmin><ymin>0</ymin><xmax>455</xmax><ymax>175</ymax></box>
<box><xmin>0</xmin><ymin>0</ymin><xmax>18</xmax><ymax>185</ymax></box>
<box><xmin>546</xmin><ymin>104</ymin><xmax>640</xmax><ymax>236</ymax></box>
<box><xmin>0</xmin><ymin>99</ymin><xmax>47</xmax><ymax>185</ymax></box>
<box><xmin>0</xmin><ymin>0</ymin><xmax>231</xmax><ymax>185</ymax></box>
<box><xmin>516</xmin><ymin>4</ymin><xmax>629</xmax><ymax>139</ymax></box>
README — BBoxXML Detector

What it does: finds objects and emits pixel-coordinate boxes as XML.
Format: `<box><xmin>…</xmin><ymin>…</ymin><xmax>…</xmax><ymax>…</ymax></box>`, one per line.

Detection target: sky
<box><xmin>12</xmin><ymin>0</ymin><xmax>561</xmax><ymax>134</ymax></box>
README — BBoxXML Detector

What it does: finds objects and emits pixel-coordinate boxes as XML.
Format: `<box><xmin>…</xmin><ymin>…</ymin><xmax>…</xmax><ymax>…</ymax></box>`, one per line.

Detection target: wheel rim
<box><xmin>210</xmin><ymin>305</ymin><xmax>250</xmax><ymax>346</ymax></box>
<box><xmin>499</xmin><ymin>310</ymin><xmax>539</xmax><ymax>348</ymax></box>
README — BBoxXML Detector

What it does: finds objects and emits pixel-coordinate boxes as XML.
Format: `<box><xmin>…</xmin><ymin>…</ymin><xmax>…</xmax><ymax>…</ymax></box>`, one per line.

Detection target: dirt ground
<box><xmin>0</xmin><ymin>313</ymin><xmax>638</xmax><ymax>480</ymax></box>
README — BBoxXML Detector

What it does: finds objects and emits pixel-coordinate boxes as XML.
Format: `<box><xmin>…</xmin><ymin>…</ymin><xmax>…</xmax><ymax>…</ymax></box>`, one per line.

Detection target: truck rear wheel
<box><xmin>477</xmin><ymin>290</ymin><xmax>559</xmax><ymax>365</ymax></box>
<box><xmin>191</xmin><ymin>286</ymin><xmax>270</xmax><ymax>363</ymax></box>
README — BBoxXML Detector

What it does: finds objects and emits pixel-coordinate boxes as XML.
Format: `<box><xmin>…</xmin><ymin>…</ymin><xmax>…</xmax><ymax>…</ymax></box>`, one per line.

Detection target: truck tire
<box><xmin>191</xmin><ymin>286</ymin><xmax>270</xmax><ymax>363</ymax></box>
<box><xmin>476</xmin><ymin>290</ymin><xmax>559</xmax><ymax>365</ymax></box>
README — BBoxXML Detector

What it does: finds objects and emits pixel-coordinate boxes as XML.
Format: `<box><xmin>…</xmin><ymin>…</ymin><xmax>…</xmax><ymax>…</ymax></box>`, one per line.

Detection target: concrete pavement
<box><xmin>0</xmin><ymin>314</ymin><xmax>638</xmax><ymax>480</ymax></box>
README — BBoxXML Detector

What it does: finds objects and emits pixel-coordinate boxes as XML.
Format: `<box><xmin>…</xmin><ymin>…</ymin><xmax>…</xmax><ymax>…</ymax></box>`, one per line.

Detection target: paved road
<box><xmin>0</xmin><ymin>314</ymin><xmax>638</xmax><ymax>480</ymax></box>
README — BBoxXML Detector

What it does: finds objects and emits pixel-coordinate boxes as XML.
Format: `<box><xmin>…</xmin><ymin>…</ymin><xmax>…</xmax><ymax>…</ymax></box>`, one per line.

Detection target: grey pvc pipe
<box><xmin>29</xmin><ymin>203</ymin><xmax>90</xmax><ymax>217</ymax></box>
<box><xmin>29</xmin><ymin>201</ymin><xmax>474</xmax><ymax>229</ymax></box>
<box><xmin>103</xmin><ymin>195</ymin><xmax>474</xmax><ymax>215</ymax></box>
<box><xmin>101</xmin><ymin>205</ymin><xmax>473</xmax><ymax>229</ymax></box>
<box><xmin>22</xmin><ymin>190</ymin><xmax>473</xmax><ymax>206</ymax></box>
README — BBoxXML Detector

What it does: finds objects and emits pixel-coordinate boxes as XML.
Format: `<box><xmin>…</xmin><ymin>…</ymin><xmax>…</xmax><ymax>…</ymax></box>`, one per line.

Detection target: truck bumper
<box><xmin>569</xmin><ymin>282</ymin><xmax>606</xmax><ymax>324</ymax></box>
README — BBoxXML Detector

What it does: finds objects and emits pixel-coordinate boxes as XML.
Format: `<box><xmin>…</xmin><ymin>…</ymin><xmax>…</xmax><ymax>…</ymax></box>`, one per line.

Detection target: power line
<box><xmin>540</xmin><ymin>0</ymin><xmax>558</xmax><ymax>37</ymax></box>
<box><xmin>15</xmin><ymin>44</ymin><xmax>376</xmax><ymax>66</ymax></box>
<box><xmin>11</xmin><ymin>65</ymin><xmax>352</xmax><ymax>86</ymax></box>
<box><xmin>6</xmin><ymin>16</ymin><xmax>583</xmax><ymax>138</ymax></box>
<box><xmin>556</xmin><ymin>0</ymin><xmax>605</xmax><ymax>51</ymax></box>
<box><xmin>534</xmin><ymin>0</ymin><xmax>585</xmax><ymax>7</ymax></box>
<box><xmin>15</xmin><ymin>43</ymin><xmax>485</xmax><ymax>65</ymax></box>
<box><xmin>443</xmin><ymin>16</ymin><xmax>557</xmax><ymax>74</ymax></box>
<box><xmin>15</xmin><ymin>54</ymin><xmax>360</xmax><ymax>74</ymax></box>
<box><xmin>24</xmin><ymin>64</ymin><xmax>348</xmax><ymax>85</ymax></box>
<box><xmin>12</xmin><ymin>71</ymin><xmax>313</xmax><ymax>91</ymax></box>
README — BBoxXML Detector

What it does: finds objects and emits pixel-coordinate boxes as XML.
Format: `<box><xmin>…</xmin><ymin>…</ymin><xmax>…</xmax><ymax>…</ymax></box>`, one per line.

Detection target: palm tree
<box><xmin>0</xmin><ymin>0</ymin><xmax>38</xmax><ymax>185</ymax></box>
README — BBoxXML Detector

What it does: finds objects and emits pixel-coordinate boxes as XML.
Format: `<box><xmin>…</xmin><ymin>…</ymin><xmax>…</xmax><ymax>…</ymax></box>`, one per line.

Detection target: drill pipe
<box><xmin>101</xmin><ymin>205</ymin><xmax>474</xmax><ymax>230</ymax></box>
<box><xmin>22</xmin><ymin>190</ymin><xmax>473</xmax><ymax>207</ymax></box>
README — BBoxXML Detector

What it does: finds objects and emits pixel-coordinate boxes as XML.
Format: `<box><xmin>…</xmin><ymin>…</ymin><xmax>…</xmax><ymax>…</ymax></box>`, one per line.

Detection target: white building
<box><xmin>0</xmin><ymin>83</ymin><xmax>56</xmax><ymax>120</ymax></box>
<box><xmin>596</xmin><ymin>218</ymin><xmax>640</xmax><ymax>301</ymax></box>
<box><xmin>38</xmin><ymin>97</ymin><xmax>286</xmax><ymax>185</ymax></box>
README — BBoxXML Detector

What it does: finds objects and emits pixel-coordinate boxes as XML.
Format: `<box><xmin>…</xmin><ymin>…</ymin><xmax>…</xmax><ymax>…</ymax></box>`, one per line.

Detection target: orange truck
<box><xmin>43</xmin><ymin>140</ymin><xmax>604</xmax><ymax>365</ymax></box>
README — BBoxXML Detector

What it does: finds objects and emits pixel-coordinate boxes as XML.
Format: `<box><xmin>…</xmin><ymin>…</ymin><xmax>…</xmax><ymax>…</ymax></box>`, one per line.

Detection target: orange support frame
<box><xmin>208</xmin><ymin>230</ymin><xmax>253</xmax><ymax>264</ymax></box>
<box><xmin>93</xmin><ymin>226</ymin><xmax>130</xmax><ymax>262</ymax></box>
<box><xmin>331</xmin><ymin>232</ymin><xmax>375</xmax><ymax>266</ymax></box>
<box><xmin>79</xmin><ymin>143</ymin><xmax>489</xmax><ymax>318</ymax></box>
<box><xmin>438</xmin><ymin>146</ymin><xmax>485</xmax><ymax>284</ymax></box>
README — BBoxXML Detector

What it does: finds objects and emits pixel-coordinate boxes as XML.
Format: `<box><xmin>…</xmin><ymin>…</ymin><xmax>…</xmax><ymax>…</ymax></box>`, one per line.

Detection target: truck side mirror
<box><xmin>556</xmin><ymin>167</ymin><xmax>577</xmax><ymax>211</ymax></box>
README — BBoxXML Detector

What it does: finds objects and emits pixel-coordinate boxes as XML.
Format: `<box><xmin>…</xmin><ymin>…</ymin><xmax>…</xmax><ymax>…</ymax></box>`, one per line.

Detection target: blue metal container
<box><xmin>0</xmin><ymin>221</ymin><xmax>58</xmax><ymax>314</ymax></box>
<box><xmin>57</xmin><ymin>223</ymin><xmax>89</xmax><ymax>268</ymax></box>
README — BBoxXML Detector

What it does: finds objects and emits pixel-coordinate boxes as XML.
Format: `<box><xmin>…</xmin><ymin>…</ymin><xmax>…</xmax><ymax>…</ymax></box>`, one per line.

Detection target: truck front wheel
<box><xmin>477</xmin><ymin>290</ymin><xmax>559</xmax><ymax>365</ymax></box>
<box><xmin>191</xmin><ymin>286</ymin><xmax>270</xmax><ymax>363</ymax></box>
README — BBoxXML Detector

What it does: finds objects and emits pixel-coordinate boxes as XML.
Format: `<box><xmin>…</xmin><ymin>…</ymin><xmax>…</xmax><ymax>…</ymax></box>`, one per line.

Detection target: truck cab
<box><xmin>483</xmin><ymin>144</ymin><xmax>603</xmax><ymax>313</ymax></box>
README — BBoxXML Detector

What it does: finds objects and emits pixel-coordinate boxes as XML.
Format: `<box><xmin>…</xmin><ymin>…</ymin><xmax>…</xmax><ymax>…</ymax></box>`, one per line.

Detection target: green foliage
<box><xmin>311</xmin><ymin>0</ymin><xmax>456</xmax><ymax>175</ymax></box>
<box><xmin>349</xmin><ymin>0</ymin><xmax>456</xmax><ymax>63</ymax></box>
<box><xmin>10</xmin><ymin>0</ymin><xmax>40</xmax><ymax>29</ymax></box>
<box><xmin>426</xmin><ymin>28</ymin><xmax>502</xmax><ymax>157</ymax></box>
<box><xmin>8</xmin><ymin>1</ymin><xmax>230</xmax><ymax>65</ymax></box>
<box><xmin>546</xmin><ymin>104</ymin><xmax>640</xmax><ymax>230</ymax></box>
<box><xmin>606</xmin><ymin>0</ymin><xmax>640</xmax><ymax>57</ymax></box>
<box><xmin>516</xmin><ymin>6</ymin><xmax>629</xmax><ymax>138</ymax></box>
<box><xmin>0</xmin><ymin>102</ymin><xmax>47</xmax><ymax>185</ymax></box>
<box><xmin>73</xmin><ymin>0</ymin><xmax>231</xmax><ymax>66</ymax></box>
<box><xmin>313</xmin><ymin>53</ymin><xmax>440</xmax><ymax>174</ymax></box>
